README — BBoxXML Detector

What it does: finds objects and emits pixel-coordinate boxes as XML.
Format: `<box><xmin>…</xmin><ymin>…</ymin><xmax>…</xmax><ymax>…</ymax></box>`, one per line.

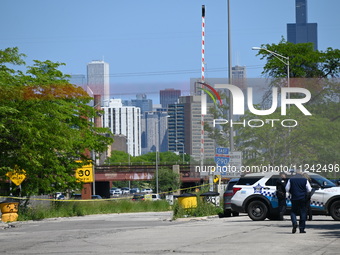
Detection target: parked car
<box><xmin>121</xmin><ymin>187</ymin><xmax>130</xmax><ymax>194</ymax></box>
<box><xmin>112</xmin><ymin>188</ymin><xmax>122</xmax><ymax>196</ymax></box>
<box><xmin>231</xmin><ymin>172</ymin><xmax>340</xmax><ymax>221</ymax></box>
<box><xmin>57</xmin><ymin>194</ymin><xmax>65</xmax><ymax>200</ymax></box>
<box><xmin>50</xmin><ymin>192</ymin><xmax>64</xmax><ymax>199</ymax></box>
<box><xmin>223</xmin><ymin>178</ymin><xmax>240</xmax><ymax>217</ymax></box>
<box><xmin>132</xmin><ymin>194</ymin><xmax>145</xmax><ymax>201</ymax></box>
<box><xmin>91</xmin><ymin>195</ymin><xmax>102</xmax><ymax>199</ymax></box>
<box><xmin>130</xmin><ymin>188</ymin><xmax>140</xmax><ymax>194</ymax></box>
<box><xmin>141</xmin><ymin>188</ymin><xmax>153</xmax><ymax>194</ymax></box>
<box><xmin>110</xmin><ymin>187</ymin><xmax>118</xmax><ymax>196</ymax></box>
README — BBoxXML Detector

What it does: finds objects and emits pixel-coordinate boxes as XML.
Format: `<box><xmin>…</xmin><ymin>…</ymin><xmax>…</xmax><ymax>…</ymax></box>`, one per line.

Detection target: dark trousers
<box><xmin>278</xmin><ymin>198</ymin><xmax>287</xmax><ymax>219</ymax></box>
<box><xmin>290</xmin><ymin>199</ymin><xmax>307</xmax><ymax>230</ymax></box>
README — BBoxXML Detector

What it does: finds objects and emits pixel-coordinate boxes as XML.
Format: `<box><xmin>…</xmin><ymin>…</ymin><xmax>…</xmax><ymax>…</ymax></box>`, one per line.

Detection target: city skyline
<box><xmin>2</xmin><ymin>0</ymin><xmax>339</xmax><ymax>102</ymax></box>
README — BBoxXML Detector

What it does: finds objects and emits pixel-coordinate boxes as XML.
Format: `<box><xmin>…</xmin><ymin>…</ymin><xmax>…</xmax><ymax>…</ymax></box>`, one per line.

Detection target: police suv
<box><xmin>231</xmin><ymin>172</ymin><xmax>340</xmax><ymax>221</ymax></box>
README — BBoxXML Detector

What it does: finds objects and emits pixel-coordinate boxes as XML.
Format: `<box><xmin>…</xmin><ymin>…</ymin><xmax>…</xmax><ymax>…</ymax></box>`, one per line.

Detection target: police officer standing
<box><xmin>286</xmin><ymin>171</ymin><xmax>312</xmax><ymax>234</ymax></box>
<box><xmin>276</xmin><ymin>172</ymin><xmax>287</xmax><ymax>220</ymax></box>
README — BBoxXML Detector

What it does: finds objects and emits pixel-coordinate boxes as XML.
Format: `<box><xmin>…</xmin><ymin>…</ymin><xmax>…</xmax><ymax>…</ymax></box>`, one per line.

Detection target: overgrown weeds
<box><xmin>18</xmin><ymin>199</ymin><xmax>171</xmax><ymax>221</ymax></box>
<box><xmin>172</xmin><ymin>195</ymin><xmax>223</xmax><ymax>220</ymax></box>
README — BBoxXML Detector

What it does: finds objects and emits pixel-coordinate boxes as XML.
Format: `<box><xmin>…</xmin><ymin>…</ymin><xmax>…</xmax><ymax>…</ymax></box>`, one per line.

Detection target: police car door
<box><xmin>309</xmin><ymin>177</ymin><xmax>325</xmax><ymax>212</ymax></box>
<box><xmin>261</xmin><ymin>175</ymin><xmax>280</xmax><ymax>209</ymax></box>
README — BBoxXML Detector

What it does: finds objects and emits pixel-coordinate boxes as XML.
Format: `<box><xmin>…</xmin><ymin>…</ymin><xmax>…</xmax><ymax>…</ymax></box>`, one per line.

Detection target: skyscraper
<box><xmin>168</xmin><ymin>95</ymin><xmax>214</xmax><ymax>161</ymax></box>
<box><xmin>232</xmin><ymin>65</ymin><xmax>247</xmax><ymax>90</ymax></box>
<box><xmin>167</xmin><ymin>103</ymin><xmax>185</xmax><ymax>153</ymax></box>
<box><xmin>287</xmin><ymin>0</ymin><xmax>318</xmax><ymax>50</ymax></box>
<box><xmin>160</xmin><ymin>89</ymin><xmax>181</xmax><ymax>109</ymax></box>
<box><xmin>141</xmin><ymin>111</ymin><xmax>169</xmax><ymax>154</ymax></box>
<box><xmin>102</xmin><ymin>99</ymin><xmax>141</xmax><ymax>156</ymax></box>
<box><xmin>87</xmin><ymin>60</ymin><xmax>110</xmax><ymax>106</ymax></box>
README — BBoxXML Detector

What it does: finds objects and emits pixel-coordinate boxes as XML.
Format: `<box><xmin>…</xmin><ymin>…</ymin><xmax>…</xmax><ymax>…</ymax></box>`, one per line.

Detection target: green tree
<box><xmin>238</xmin><ymin>39</ymin><xmax>340</xmax><ymax>167</ymax></box>
<box><xmin>0</xmin><ymin>47</ymin><xmax>113</xmax><ymax>196</ymax></box>
<box><xmin>235</xmin><ymin>107</ymin><xmax>340</xmax><ymax>166</ymax></box>
<box><xmin>151</xmin><ymin>167</ymin><xmax>180</xmax><ymax>194</ymax></box>
<box><xmin>105</xmin><ymin>151</ymin><xmax>130</xmax><ymax>164</ymax></box>
<box><xmin>256</xmin><ymin>38</ymin><xmax>340</xmax><ymax>79</ymax></box>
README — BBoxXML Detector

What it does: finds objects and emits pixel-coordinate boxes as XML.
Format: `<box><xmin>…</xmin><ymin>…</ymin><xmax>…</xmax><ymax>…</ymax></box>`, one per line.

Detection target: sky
<box><xmin>1</xmin><ymin>0</ymin><xmax>340</xmax><ymax>102</ymax></box>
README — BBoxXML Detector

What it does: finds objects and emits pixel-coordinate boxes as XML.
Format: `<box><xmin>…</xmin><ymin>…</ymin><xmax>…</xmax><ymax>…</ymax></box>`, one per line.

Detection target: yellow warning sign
<box><xmin>6</xmin><ymin>167</ymin><xmax>26</xmax><ymax>186</ymax></box>
<box><xmin>75</xmin><ymin>161</ymin><xmax>93</xmax><ymax>183</ymax></box>
<box><xmin>213</xmin><ymin>175</ymin><xmax>220</xmax><ymax>183</ymax></box>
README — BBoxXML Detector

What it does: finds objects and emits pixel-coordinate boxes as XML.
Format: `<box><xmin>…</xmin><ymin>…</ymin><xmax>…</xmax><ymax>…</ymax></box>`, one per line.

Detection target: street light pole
<box><xmin>227</xmin><ymin>0</ymin><xmax>234</xmax><ymax>152</ymax></box>
<box><xmin>252</xmin><ymin>47</ymin><xmax>290</xmax><ymax>94</ymax></box>
<box><xmin>175</xmin><ymin>140</ymin><xmax>185</xmax><ymax>164</ymax></box>
<box><xmin>155</xmin><ymin>120</ymin><xmax>159</xmax><ymax>194</ymax></box>
<box><xmin>252</xmin><ymin>47</ymin><xmax>291</xmax><ymax>163</ymax></box>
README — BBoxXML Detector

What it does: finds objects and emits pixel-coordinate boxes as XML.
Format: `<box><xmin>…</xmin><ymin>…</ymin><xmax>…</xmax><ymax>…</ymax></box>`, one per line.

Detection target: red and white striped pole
<box><xmin>201</xmin><ymin>5</ymin><xmax>205</xmax><ymax>83</ymax></box>
<box><xmin>200</xmin><ymin>5</ymin><xmax>206</xmax><ymax>176</ymax></box>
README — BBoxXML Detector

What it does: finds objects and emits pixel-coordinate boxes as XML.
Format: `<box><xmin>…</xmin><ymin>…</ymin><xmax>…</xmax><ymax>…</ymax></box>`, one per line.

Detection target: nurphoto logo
<box><xmin>198</xmin><ymin>83</ymin><xmax>312</xmax><ymax>128</ymax></box>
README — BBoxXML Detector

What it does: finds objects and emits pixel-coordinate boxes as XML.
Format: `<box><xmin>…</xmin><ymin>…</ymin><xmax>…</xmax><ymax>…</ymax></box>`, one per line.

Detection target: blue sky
<box><xmin>1</xmin><ymin>0</ymin><xmax>339</xmax><ymax>101</ymax></box>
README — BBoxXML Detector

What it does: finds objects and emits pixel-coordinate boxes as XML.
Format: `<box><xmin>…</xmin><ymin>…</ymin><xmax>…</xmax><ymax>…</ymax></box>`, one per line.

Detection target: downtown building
<box><xmin>160</xmin><ymin>88</ymin><xmax>181</xmax><ymax>109</ymax></box>
<box><xmin>87</xmin><ymin>60</ymin><xmax>110</xmax><ymax>106</ymax></box>
<box><xmin>287</xmin><ymin>0</ymin><xmax>318</xmax><ymax>50</ymax></box>
<box><xmin>168</xmin><ymin>95</ymin><xmax>215</xmax><ymax>162</ymax></box>
<box><xmin>102</xmin><ymin>99</ymin><xmax>141</xmax><ymax>156</ymax></box>
<box><xmin>123</xmin><ymin>94</ymin><xmax>153</xmax><ymax>114</ymax></box>
<box><xmin>141</xmin><ymin>110</ymin><xmax>169</xmax><ymax>154</ymax></box>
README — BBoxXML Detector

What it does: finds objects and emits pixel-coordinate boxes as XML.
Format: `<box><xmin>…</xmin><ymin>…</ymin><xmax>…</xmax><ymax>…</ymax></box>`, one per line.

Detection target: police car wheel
<box><xmin>330</xmin><ymin>200</ymin><xmax>340</xmax><ymax>221</ymax></box>
<box><xmin>247</xmin><ymin>200</ymin><xmax>268</xmax><ymax>221</ymax></box>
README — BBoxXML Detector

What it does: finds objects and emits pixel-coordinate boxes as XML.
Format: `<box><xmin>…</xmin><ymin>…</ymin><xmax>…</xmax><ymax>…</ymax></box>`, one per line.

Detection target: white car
<box><xmin>110</xmin><ymin>187</ymin><xmax>118</xmax><ymax>195</ymax></box>
<box><xmin>121</xmin><ymin>187</ymin><xmax>130</xmax><ymax>194</ymax></box>
<box><xmin>111</xmin><ymin>188</ymin><xmax>122</xmax><ymax>196</ymax></box>
<box><xmin>231</xmin><ymin>172</ymin><xmax>340</xmax><ymax>221</ymax></box>
<box><xmin>141</xmin><ymin>188</ymin><xmax>153</xmax><ymax>194</ymax></box>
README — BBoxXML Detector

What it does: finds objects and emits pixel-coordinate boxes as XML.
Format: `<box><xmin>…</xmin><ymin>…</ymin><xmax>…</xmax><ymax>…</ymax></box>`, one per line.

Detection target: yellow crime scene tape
<box><xmin>0</xmin><ymin>184</ymin><xmax>210</xmax><ymax>202</ymax></box>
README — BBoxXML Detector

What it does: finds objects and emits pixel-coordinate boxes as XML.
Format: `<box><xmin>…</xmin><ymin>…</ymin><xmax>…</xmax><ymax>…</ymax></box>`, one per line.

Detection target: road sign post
<box><xmin>226</xmin><ymin>151</ymin><xmax>242</xmax><ymax>178</ymax></box>
<box><xmin>214</xmin><ymin>147</ymin><xmax>230</xmax><ymax>180</ymax></box>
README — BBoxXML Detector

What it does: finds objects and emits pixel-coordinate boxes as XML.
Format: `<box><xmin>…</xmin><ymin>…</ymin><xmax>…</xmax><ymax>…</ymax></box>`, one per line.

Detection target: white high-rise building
<box><xmin>87</xmin><ymin>60</ymin><xmax>110</xmax><ymax>106</ymax></box>
<box><xmin>102</xmin><ymin>99</ymin><xmax>141</xmax><ymax>156</ymax></box>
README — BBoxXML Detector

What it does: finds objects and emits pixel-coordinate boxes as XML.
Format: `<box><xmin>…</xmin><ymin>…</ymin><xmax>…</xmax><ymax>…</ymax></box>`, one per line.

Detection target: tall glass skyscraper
<box><xmin>168</xmin><ymin>95</ymin><xmax>214</xmax><ymax>161</ymax></box>
<box><xmin>87</xmin><ymin>60</ymin><xmax>110</xmax><ymax>106</ymax></box>
<box><xmin>287</xmin><ymin>0</ymin><xmax>318</xmax><ymax>50</ymax></box>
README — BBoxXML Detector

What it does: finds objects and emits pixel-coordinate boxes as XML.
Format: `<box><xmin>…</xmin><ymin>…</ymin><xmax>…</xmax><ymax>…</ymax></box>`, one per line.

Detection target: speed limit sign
<box><xmin>75</xmin><ymin>161</ymin><xmax>93</xmax><ymax>183</ymax></box>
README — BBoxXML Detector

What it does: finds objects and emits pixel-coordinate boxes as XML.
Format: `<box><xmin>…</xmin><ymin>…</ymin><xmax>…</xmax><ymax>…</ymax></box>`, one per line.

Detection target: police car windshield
<box><xmin>312</xmin><ymin>176</ymin><xmax>336</xmax><ymax>188</ymax></box>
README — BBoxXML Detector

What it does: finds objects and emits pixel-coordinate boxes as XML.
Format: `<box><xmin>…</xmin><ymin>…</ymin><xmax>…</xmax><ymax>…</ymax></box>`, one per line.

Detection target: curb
<box><xmin>174</xmin><ymin>215</ymin><xmax>219</xmax><ymax>222</ymax></box>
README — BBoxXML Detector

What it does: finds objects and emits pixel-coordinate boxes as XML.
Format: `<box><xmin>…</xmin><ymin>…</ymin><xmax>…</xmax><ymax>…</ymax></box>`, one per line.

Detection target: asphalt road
<box><xmin>0</xmin><ymin>212</ymin><xmax>339</xmax><ymax>255</ymax></box>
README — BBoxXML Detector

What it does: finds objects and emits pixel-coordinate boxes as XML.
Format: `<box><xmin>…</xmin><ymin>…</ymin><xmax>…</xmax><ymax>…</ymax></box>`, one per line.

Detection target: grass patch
<box><xmin>172</xmin><ymin>195</ymin><xmax>223</xmax><ymax>220</ymax></box>
<box><xmin>17</xmin><ymin>199</ymin><xmax>171</xmax><ymax>221</ymax></box>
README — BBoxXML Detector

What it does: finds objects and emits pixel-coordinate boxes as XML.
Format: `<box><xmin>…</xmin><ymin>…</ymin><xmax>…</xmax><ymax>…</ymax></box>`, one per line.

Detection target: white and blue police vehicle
<box><xmin>231</xmin><ymin>172</ymin><xmax>340</xmax><ymax>221</ymax></box>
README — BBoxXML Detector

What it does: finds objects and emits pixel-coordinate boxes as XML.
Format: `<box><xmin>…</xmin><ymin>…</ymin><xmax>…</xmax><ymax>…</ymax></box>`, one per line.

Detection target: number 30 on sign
<box><xmin>75</xmin><ymin>161</ymin><xmax>93</xmax><ymax>183</ymax></box>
